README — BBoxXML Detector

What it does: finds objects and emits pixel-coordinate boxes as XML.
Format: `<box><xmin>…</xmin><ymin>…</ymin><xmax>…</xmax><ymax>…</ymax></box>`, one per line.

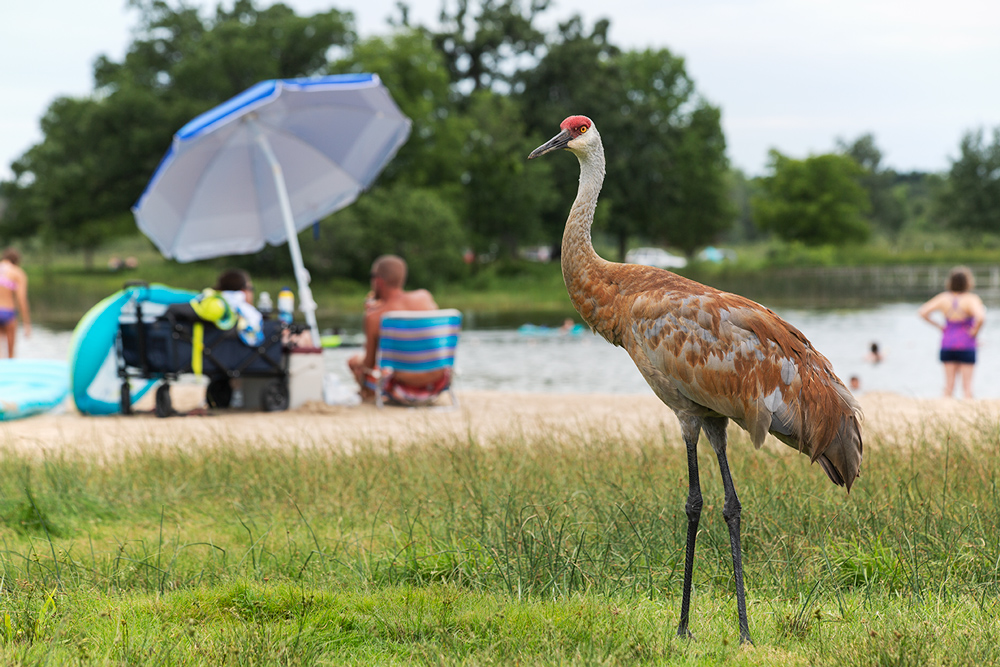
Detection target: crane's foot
<box><xmin>676</xmin><ymin>626</ymin><xmax>695</xmax><ymax>641</ymax></box>
<box><xmin>739</xmin><ymin>632</ymin><xmax>754</xmax><ymax>646</ymax></box>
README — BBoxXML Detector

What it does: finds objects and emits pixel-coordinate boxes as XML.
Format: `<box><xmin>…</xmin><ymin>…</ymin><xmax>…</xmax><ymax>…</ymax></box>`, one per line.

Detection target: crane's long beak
<box><xmin>528</xmin><ymin>129</ymin><xmax>572</xmax><ymax>159</ymax></box>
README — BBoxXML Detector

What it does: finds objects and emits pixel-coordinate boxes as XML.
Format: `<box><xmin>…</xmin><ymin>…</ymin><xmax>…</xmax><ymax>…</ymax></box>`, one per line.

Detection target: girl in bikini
<box><xmin>0</xmin><ymin>248</ymin><xmax>31</xmax><ymax>358</ymax></box>
<box><xmin>919</xmin><ymin>266</ymin><xmax>986</xmax><ymax>398</ymax></box>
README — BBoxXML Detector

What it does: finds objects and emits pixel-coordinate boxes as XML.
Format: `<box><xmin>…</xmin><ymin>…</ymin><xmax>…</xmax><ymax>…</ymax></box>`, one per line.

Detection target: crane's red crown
<box><xmin>560</xmin><ymin>115</ymin><xmax>592</xmax><ymax>137</ymax></box>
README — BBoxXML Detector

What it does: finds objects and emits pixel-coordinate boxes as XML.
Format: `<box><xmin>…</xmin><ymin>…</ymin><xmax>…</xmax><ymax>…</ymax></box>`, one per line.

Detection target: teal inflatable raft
<box><xmin>0</xmin><ymin>359</ymin><xmax>70</xmax><ymax>421</ymax></box>
<box><xmin>69</xmin><ymin>283</ymin><xmax>195</xmax><ymax>415</ymax></box>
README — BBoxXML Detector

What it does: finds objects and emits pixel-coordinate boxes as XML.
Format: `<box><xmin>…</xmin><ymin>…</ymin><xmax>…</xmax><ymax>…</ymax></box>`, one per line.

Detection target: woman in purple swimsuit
<box><xmin>0</xmin><ymin>248</ymin><xmax>31</xmax><ymax>358</ymax></box>
<box><xmin>919</xmin><ymin>266</ymin><xmax>986</xmax><ymax>398</ymax></box>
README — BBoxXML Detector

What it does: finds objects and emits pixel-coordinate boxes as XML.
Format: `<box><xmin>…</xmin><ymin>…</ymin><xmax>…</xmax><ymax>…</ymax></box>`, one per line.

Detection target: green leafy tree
<box><xmin>337</xmin><ymin>29</ymin><xmax>555</xmax><ymax>262</ymax></box>
<box><xmin>653</xmin><ymin>101</ymin><xmax>732</xmax><ymax>256</ymax></box>
<box><xmin>894</xmin><ymin>171</ymin><xmax>947</xmax><ymax>233</ymax></box>
<box><xmin>98</xmin><ymin>0</ymin><xmax>352</xmax><ymax>105</ymax></box>
<box><xmin>310</xmin><ymin>184</ymin><xmax>468</xmax><ymax>287</ymax></box>
<box><xmin>938</xmin><ymin>127</ymin><xmax>1000</xmax><ymax>233</ymax></box>
<box><xmin>516</xmin><ymin>17</ymin><xmax>620</xmax><ymax>250</ymax></box>
<box><xmin>325</xmin><ymin>29</ymin><xmax>473</xmax><ymax>272</ymax></box>
<box><xmin>518</xmin><ymin>19</ymin><xmax>731</xmax><ymax>259</ymax></box>
<box><xmin>752</xmin><ymin>150</ymin><xmax>871</xmax><ymax>246</ymax></box>
<box><xmin>837</xmin><ymin>133</ymin><xmax>905</xmax><ymax>238</ymax></box>
<box><xmin>333</xmin><ymin>29</ymin><xmax>468</xmax><ymax>192</ymax></box>
<box><xmin>458</xmin><ymin>90</ymin><xmax>557</xmax><ymax>257</ymax></box>
<box><xmin>723</xmin><ymin>169</ymin><xmax>766</xmax><ymax>243</ymax></box>
<box><xmin>431</xmin><ymin>0</ymin><xmax>551</xmax><ymax>93</ymax></box>
<box><xmin>0</xmin><ymin>91</ymin><xmax>173</xmax><ymax>261</ymax></box>
<box><xmin>0</xmin><ymin>0</ymin><xmax>353</xmax><ymax>260</ymax></box>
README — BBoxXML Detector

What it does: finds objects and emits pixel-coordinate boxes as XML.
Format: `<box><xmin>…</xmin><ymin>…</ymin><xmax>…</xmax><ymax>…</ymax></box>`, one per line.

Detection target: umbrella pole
<box><xmin>250</xmin><ymin>121</ymin><xmax>322</xmax><ymax>347</ymax></box>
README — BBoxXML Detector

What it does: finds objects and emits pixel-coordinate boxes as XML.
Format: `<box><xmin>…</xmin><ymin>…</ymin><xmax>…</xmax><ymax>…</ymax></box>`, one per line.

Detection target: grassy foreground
<box><xmin>2</xmin><ymin>420</ymin><xmax>1000</xmax><ymax>665</ymax></box>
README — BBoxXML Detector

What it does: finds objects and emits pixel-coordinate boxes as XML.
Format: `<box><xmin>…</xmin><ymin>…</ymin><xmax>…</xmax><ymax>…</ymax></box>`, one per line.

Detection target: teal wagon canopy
<box><xmin>132</xmin><ymin>73</ymin><xmax>412</xmax><ymax>344</ymax></box>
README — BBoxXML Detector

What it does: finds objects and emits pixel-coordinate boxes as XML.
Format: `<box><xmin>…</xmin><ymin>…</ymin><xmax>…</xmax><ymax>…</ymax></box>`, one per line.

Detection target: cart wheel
<box><xmin>261</xmin><ymin>380</ymin><xmax>290</xmax><ymax>412</ymax></box>
<box><xmin>155</xmin><ymin>383</ymin><xmax>174</xmax><ymax>418</ymax></box>
<box><xmin>120</xmin><ymin>380</ymin><xmax>132</xmax><ymax>415</ymax></box>
<box><xmin>206</xmin><ymin>378</ymin><xmax>232</xmax><ymax>408</ymax></box>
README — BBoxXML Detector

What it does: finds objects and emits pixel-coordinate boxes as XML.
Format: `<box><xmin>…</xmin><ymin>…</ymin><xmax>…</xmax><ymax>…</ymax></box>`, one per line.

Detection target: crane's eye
<box><xmin>579</xmin><ymin>125</ymin><xmax>588</xmax><ymax>134</ymax></box>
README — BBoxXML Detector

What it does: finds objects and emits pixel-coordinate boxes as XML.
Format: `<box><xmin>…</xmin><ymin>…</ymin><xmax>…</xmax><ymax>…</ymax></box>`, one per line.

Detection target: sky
<box><xmin>2</xmin><ymin>0</ymin><xmax>999</xmax><ymax>183</ymax></box>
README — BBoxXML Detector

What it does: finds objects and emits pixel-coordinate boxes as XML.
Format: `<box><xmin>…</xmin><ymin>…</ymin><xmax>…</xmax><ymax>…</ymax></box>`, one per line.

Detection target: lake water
<box><xmin>14</xmin><ymin>302</ymin><xmax>997</xmax><ymax>399</ymax></box>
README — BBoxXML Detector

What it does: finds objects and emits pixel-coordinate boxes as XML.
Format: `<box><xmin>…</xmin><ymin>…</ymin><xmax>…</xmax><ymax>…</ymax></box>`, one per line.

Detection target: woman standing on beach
<box><xmin>0</xmin><ymin>248</ymin><xmax>31</xmax><ymax>358</ymax></box>
<box><xmin>919</xmin><ymin>266</ymin><xmax>986</xmax><ymax>398</ymax></box>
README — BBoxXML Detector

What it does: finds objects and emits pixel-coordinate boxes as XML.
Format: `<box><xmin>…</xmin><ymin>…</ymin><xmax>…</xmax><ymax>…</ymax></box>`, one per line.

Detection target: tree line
<box><xmin>1</xmin><ymin>0</ymin><xmax>998</xmax><ymax>287</ymax></box>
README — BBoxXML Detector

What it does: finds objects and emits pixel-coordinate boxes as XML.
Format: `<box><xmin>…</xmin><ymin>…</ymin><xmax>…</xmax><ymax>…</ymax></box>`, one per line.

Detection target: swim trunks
<box><xmin>365</xmin><ymin>369</ymin><xmax>452</xmax><ymax>406</ymax></box>
<box><xmin>940</xmin><ymin>349</ymin><xmax>976</xmax><ymax>364</ymax></box>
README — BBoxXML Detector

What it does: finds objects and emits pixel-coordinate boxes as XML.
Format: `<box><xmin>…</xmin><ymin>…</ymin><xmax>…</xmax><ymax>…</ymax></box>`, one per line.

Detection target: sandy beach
<box><xmin>3</xmin><ymin>388</ymin><xmax>1000</xmax><ymax>461</ymax></box>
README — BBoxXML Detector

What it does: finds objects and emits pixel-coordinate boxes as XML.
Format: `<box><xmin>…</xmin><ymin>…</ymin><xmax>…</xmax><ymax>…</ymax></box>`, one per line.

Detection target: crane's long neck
<box><xmin>561</xmin><ymin>137</ymin><xmax>616</xmax><ymax>333</ymax></box>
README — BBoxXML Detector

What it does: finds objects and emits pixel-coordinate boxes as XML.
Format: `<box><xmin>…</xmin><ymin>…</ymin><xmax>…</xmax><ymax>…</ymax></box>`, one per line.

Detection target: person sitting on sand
<box><xmin>348</xmin><ymin>255</ymin><xmax>443</xmax><ymax>401</ymax></box>
<box><xmin>190</xmin><ymin>268</ymin><xmax>265</xmax><ymax>347</ymax></box>
<box><xmin>195</xmin><ymin>268</ymin><xmax>312</xmax><ymax>348</ymax></box>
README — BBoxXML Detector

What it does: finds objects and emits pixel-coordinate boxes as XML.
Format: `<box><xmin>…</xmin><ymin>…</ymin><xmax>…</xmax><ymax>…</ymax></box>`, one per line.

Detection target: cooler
<box><xmin>288</xmin><ymin>347</ymin><xmax>324</xmax><ymax>408</ymax></box>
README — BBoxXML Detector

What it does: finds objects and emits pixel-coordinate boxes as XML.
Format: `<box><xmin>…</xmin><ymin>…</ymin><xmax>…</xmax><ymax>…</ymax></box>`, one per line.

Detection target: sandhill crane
<box><xmin>528</xmin><ymin>116</ymin><xmax>863</xmax><ymax>645</ymax></box>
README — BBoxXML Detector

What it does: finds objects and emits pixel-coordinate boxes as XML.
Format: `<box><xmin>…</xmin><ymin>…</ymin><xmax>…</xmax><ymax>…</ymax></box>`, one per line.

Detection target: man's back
<box><xmin>380</xmin><ymin>288</ymin><xmax>437</xmax><ymax>314</ymax></box>
<box><xmin>363</xmin><ymin>288</ymin><xmax>438</xmax><ymax>343</ymax></box>
<box><xmin>349</xmin><ymin>255</ymin><xmax>447</xmax><ymax>399</ymax></box>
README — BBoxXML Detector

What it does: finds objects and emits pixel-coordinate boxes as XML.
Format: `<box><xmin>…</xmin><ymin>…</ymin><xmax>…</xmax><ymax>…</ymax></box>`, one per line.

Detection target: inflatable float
<box><xmin>320</xmin><ymin>332</ymin><xmax>364</xmax><ymax>348</ymax></box>
<box><xmin>69</xmin><ymin>283</ymin><xmax>196</xmax><ymax>415</ymax></box>
<box><xmin>0</xmin><ymin>359</ymin><xmax>70</xmax><ymax>421</ymax></box>
<box><xmin>517</xmin><ymin>323</ymin><xmax>585</xmax><ymax>337</ymax></box>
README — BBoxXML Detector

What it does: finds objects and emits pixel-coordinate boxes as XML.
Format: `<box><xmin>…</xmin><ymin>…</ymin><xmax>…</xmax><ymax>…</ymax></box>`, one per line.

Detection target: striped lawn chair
<box><xmin>375</xmin><ymin>309</ymin><xmax>462</xmax><ymax>408</ymax></box>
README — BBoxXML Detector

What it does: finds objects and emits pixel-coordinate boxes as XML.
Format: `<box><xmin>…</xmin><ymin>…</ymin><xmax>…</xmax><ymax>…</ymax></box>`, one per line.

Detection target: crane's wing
<box><xmin>628</xmin><ymin>290</ymin><xmax>863</xmax><ymax>489</ymax></box>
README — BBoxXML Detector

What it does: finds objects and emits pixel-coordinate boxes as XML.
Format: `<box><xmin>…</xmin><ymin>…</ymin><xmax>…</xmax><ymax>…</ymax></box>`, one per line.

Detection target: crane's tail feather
<box><xmin>816</xmin><ymin>454</ymin><xmax>845</xmax><ymax>487</ymax></box>
<box><xmin>768</xmin><ymin>377</ymin><xmax>863</xmax><ymax>491</ymax></box>
<box><xmin>815</xmin><ymin>413</ymin><xmax>863</xmax><ymax>490</ymax></box>
<box><xmin>813</xmin><ymin>382</ymin><xmax>863</xmax><ymax>491</ymax></box>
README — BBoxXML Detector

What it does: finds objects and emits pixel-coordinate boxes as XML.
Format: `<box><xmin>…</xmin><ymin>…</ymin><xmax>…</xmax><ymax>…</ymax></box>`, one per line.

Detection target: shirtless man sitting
<box><xmin>348</xmin><ymin>255</ymin><xmax>442</xmax><ymax>400</ymax></box>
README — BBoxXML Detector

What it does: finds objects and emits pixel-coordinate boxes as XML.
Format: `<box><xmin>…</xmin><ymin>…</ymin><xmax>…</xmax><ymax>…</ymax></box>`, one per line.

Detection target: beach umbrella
<box><xmin>132</xmin><ymin>73</ymin><xmax>412</xmax><ymax>344</ymax></box>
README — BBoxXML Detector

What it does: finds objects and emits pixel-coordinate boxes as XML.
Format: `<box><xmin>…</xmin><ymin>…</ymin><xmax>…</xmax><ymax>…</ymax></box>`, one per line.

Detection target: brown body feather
<box><xmin>572</xmin><ymin>261</ymin><xmax>863</xmax><ymax>489</ymax></box>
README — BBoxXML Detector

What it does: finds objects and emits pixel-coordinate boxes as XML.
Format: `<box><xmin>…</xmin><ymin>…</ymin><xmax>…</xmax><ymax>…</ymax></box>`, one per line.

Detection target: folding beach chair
<box><xmin>374</xmin><ymin>309</ymin><xmax>462</xmax><ymax>408</ymax></box>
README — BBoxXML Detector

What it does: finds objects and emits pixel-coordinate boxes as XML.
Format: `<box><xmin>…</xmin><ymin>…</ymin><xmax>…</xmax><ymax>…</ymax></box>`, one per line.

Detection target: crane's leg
<box><xmin>677</xmin><ymin>415</ymin><xmax>703</xmax><ymax>639</ymax></box>
<box><xmin>704</xmin><ymin>416</ymin><xmax>753</xmax><ymax>645</ymax></box>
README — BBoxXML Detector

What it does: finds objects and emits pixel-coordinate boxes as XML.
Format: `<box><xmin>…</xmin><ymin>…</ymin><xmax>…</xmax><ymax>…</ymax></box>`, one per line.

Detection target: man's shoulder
<box><xmin>403</xmin><ymin>289</ymin><xmax>438</xmax><ymax>310</ymax></box>
<box><xmin>372</xmin><ymin>290</ymin><xmax>440</xmax><ymax>318</ymax></box>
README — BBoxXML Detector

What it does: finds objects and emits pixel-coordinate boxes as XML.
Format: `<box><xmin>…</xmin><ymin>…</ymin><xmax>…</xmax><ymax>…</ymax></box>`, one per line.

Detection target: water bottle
<box><xmin>256</xmin><ymin>291</ymin><xmax>273</xmax><ymax>318</ymax></box>
<box><xmin>277</xmin><ymin>287</ymin><xmax>294</xmax><ymax>325</ymax></box>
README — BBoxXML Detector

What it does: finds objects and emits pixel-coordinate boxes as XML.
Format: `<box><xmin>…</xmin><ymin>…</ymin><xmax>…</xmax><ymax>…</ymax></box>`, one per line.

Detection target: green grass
<box><xmin>2</xmin><ymin>417</ymin><xmax>1000</xmax><ymax>664</ymax></box>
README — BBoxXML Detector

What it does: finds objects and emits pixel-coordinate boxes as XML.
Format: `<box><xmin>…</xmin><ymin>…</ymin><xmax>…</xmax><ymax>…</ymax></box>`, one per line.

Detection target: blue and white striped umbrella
<box><xmin>132</xmin><ymin>73</ymin><xmax>411</xmax><ymax>343</ymax></box>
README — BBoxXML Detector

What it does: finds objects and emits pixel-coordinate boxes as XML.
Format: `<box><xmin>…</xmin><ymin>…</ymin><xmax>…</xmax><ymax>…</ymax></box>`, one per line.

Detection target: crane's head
<box><xmin>528</xmin><ymin>116</ymin><xmax>596</xmax><ymax>160</ymax></box>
